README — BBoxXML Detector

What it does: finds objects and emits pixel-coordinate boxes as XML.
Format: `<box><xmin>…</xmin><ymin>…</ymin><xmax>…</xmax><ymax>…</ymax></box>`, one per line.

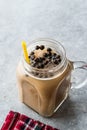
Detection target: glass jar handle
<box><xmin>71</xmin><ymin>61</ymin><xmax>87</xmax><ymax>89</ymax></box>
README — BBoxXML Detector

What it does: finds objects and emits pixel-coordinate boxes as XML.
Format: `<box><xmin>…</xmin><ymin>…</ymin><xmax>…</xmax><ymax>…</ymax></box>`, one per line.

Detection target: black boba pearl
<box><xmin>37</xmin><ymin>65</ymin><xmax>41</xmax><ymax>69</ymax></box>
<box><xmin>40</xmin><ymin>45</ymin><xmax>45</xmax><ymax>50</ymax></box>
<box><xmin>49</xmin><ymin>56</ymin><xmax>52</xmax><ymax>61</ymax></box>
<box><xmin>34</xmin><ymin>72</ymin><xmax>39</xmax><ymax>76</ymax></box>
<box><xmin>37</xmin><ymin>62</ymin><xmax>44</xmax><ymax>69</ymax></box>
<box><xmin>28</xmin><ymin>55</ymin><xmax>31</xmax><ymax>59</ymax></box>
<box><xmin>43</xmin><ymin>53</ymin><xmax>48</xmax><ymax>57</ymax></box>
<box><xmin>53</xmin><ymin>60</ymin><xmax>59</xmax><ymax>64</ymax></box>
<box><xmin>44</xmin><ymin>74</ymin><xmax>48</xmax><ymax>78</ymax></box>
<box><xmin>38</xmin><ymin>57</ymin><xmax>45</xmax><ymax>62</ymax></box>
<box><xmin>47</xmin><ymin>48</ymin><xmax>52</xmax><ymax>52</ymax></box>
<box><xmin>56</xmin><ymin>55</ymin><xmax>61</xmax><ymax>59</ymax></box>
<box><xmin>44</xmin><ymin>60</ymin><xmax>48</xmax><ymax>65</ymax></box>
<box><xmin>52</xmin><ymin>53</ymin><xmax>57</xmax><ymax>57</ymax></box>
<box><xmin>31</xmin><ymin>62</ymin><xmax>36</xmax><ymax>67</ymax></box>
<box><xmin>49</xmin><ymin>73</ymin><xmax>54</xmax><ymax>77</ymax></box>
<box><xmin>48</xmin><ymin>52</ymin><xmax>52</xmax><ymax>56</ymax></box>
<box><xmin>35</xmin><ymin>58</ymin><xmax>39</xmax><ymax>62</ymax></box>
<box><xmin>58</xmin><ymin>58</ymin><xmax>61</xmax><ymax>62</ymax></box>
<box><xmin>30</xmin><ymin>51</ymin><xmax>34</xmax><ymax>55</ymax></box>
<box><xmin>41</xmin><ymin>63</ymin><xmax>44</xmax><ymax>68</ymax></box>
<box><xmin>38</xmin><ymin>73</ymin><xmax>43</xmax><ymax>78</ymax></box>
<box><xmin>30</xmin><ymin>55</ymin><xmax>35</xmax><ymax>60</ymax></box>
<box><xmin>40</xmin><ymin>63</ymin><xmax>44</xmax><ymax>68</ymax></box>
<box><xmin>35</xmin><ymin>45</ymin><xmax>40</xmax><ymax>50</ymax></box>
<box><xmin>52</xmin><ymin>53</ymin><xmax>58</xmax><ymax>60</ymax></box>
<box><xmin>38</xmin><ymin>57</ymin><xmax>43</xmax><ymax>62</ymax></box>
<box><xmin>42</xmin><ymin>57</ymin><xmax>45</xmax><ymax>61</ymax></box>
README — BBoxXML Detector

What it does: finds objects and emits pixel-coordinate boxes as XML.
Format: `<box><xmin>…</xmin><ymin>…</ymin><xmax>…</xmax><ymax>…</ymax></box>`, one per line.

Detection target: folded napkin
<box><xmin>1</xmin><ymin>111</ymin><xmax>59</xmax><ymax>130</ymax></box>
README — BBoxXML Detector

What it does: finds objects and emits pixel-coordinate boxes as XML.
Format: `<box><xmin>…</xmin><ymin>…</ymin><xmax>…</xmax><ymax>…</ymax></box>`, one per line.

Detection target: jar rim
<box><xmin>22</xmin><ymin>38</ymin><xmax>67</xmax><ymax>73</ymax></box>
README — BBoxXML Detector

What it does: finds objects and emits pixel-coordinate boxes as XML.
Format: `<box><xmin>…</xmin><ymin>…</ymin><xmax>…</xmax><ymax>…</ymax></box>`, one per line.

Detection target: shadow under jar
<box><xmin>16</xmin><ymin>39</ymin><xmax>73</xmax><ymax>117</ymax></box>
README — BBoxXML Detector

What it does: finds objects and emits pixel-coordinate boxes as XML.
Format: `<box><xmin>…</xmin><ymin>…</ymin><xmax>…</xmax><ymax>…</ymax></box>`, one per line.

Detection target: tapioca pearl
<box><xmin>28</xmin><ymin>55</ymin><xmax>31</xmax><ymax>59</ymax></box>
<box><xmin>47</xmin><ymin>48</ymin><xmax>52</xmax><ymax>52</ymax></box>
<box><xmin>29</xmin><ymin>51</ymin><xmax>35</xmax><ymax>60</ymax></box>
<box><xmin>42</xmin><ymin>57</ymin><xmax>45</xmax><ymax>61</ymax></box>
<box><xmin>37</xmin><ymin>63</ymin><xmax>43</xmax><ymax>69</ymax></box>
<box><xmin>30</xmin><ymin>55</ymin><xmax>35</xmax><ymax>60</ymax></box>
<box><xmin>44</xmin><ymin>60</ymin><xmax>49</xmax><ymax>65</ymax></box>
<box><xmin>47</xmin><ymin>51</ymin><xmax>52</xmax><ymax>57</ymax></box>
<box><xmin>47</xmin><ymin>52</ymin><xmax>52</xmax><ymax>59</ymax></box>
<box><xmin>52</xmin><ymin>57</ymin><xmax>57</xmax><ymax>61</ymax></box>
<box><xmin>35</xmin><ymin>58</ymin><xmax>40</xmax><ymax>63</ymax></box>
<box><xmin>49</xmin><ymin>73</ymin><xmax>54</xmax><ymax>77</ymax></box>
<box><xmin>31</xmin><ymin>62</ymin><xmax>37</xmax><ymax>67</ymax></box>
<box><xmin>35</xmin><ymin>45</ymin><xmax>40</xmax><ymax>50</ymax></box>
<box><xmin>38</xmin><ymin>57</ymin><xmax>43</xmax><ymax>62</ymax></box>
<box><xmin>41</xmin><ymin>63</ymin><xmax>45</xmax><ymax>68</ymax></box>
<box><xmin>44</xmin><ymin>74</ymin><xmax>49</xmax><ymax>78</ymax></box>
<box><xmin>37</xmin><ymin>63</ymin><xmax>44</xmax><ymax>69</ymax></box>
<box><xmin>38</xmin><ymin>73</ymin><xmax>43</xmax><ymax>78</ymax></box>
<box><xmin>56</xmin><ymin>56</ymin><xmax>60</xmax><ymax>60</ymax></box>
<box><xmin>34</xmin><ymin>72</ymin><xmax>39</xmax><ymax>76</ymax></box>
<box><xmin>37</xmin><ymin>65</ymin><xmax>41</xmax><ymax>69</ymax></box>
<box><xmin>32</xmin><ymin>71</ymin><xmax>39</xmax><ymax>77</ymax></box>
<box><xmin>40</xmin><ymin>45</ymin><xmax>45</xmax><ymax>50</ymax></box>
<box><xmin>47</xmin><ymin>58</ymin><xmax>52</xmax><ymax>62</ymax></box>
<box><xmin>43</xmin><ymin>53</ymin><xmax>48</xmax><ymax>57</ymax></box>
<box><xmin>53</xmin><ymin>59</ymin><xmax>60</xmax><ymax>64</ymax></box>
<box><xmin>56</xmin><ymin>55</ymin><xmax>61</xmax><ymax>62</ymax></box>
<box><xmin>42</xmin><ymin>73</ymin><xmax>49</xmax><ymax>78</ymax></box>
<box><xmin>48</xmin><ymin>56</ymin><xmax>52</xmax><ymax>60</ymax></box>
<box><xmin>43</xmin><ymin>73</ymin><xmax>53</xmax><ymax>78</ymax></box>
<box><xmin>52</xmin><ymin>53</ymin><xmax>61</xmax><ymax>60</ymax></box>
<box><xmin>35</xmin><ymin>57</ymin><xmax>43</xmax><ymax>63</ymax></box>
<box><xmin>30</xmin><ymin>51</ymin><xmax>34</xmax><ymax>55</ymax></box>
<box><xmin>58</xmin><ymin>58</ymin><xmax>61</xmax><ymax>62</ymax></box>
<box><xmin>57</xmin><ymin>55</ymin><xmax>61</xmax><ymax>59</ymax></box>
<box><xmin>52</xmin><ymin>53</ymin><xmax>57</xmax><ymax>58</ymax></box>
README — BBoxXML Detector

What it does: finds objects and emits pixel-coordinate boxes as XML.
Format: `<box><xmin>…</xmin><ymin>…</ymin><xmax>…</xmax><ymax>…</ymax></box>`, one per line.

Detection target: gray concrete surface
<box><xmin>0</xmin><ymin>0</ymin><xmax>87</xmax><ymax>129</ymax></box>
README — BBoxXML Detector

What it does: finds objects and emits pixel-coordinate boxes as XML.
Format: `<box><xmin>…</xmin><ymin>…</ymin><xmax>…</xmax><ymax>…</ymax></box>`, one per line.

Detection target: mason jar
<box><xmin>16</xmin><ymin>38</ymin><xmax>87</xmax><ymax>117</ymax></box>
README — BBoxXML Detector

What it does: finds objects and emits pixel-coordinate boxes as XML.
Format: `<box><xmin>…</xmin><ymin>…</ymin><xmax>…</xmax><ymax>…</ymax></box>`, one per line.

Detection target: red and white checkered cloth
<box><xmin>1</xmin><ymin>111</ymin><xmax>59</xmax><ymax>130</ymax></box>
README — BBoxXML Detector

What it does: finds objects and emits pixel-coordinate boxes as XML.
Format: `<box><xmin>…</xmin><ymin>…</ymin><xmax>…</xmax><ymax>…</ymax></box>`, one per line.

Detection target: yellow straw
<box><xmin>21</xmin><ymin>41</ymin><xmax>30</xmax><ymax>64</ymax></box>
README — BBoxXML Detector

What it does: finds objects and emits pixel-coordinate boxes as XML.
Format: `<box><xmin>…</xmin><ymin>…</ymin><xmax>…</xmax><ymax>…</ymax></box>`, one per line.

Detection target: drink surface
<box><xmin>29</xmin><ymin>45</ymin><xmax>61</xmax><ymax>68</ymax></box>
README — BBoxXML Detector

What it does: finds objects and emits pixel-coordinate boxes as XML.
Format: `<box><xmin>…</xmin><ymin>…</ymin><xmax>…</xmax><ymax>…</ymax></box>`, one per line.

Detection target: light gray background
<box><xmin>0</xmin><ymin>0</ymin><xmax>87</xmax><ymax>130</ymax></box>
